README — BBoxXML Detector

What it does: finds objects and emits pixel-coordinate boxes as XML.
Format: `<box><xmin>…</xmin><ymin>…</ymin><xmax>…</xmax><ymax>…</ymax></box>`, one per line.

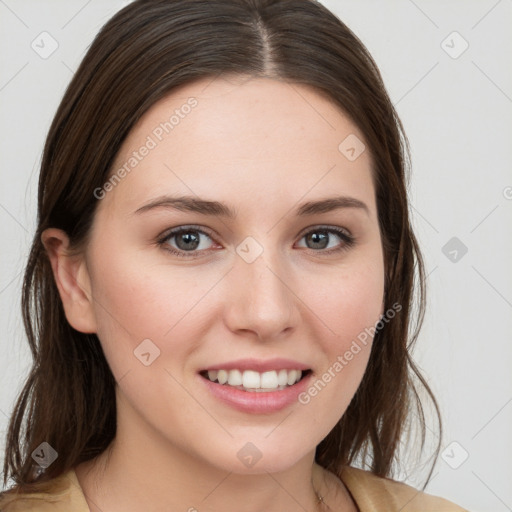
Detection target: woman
<box><xmin>0</xmin><ymin>0</ymin><xmax>468</xmax><ymax>510</ymax></box>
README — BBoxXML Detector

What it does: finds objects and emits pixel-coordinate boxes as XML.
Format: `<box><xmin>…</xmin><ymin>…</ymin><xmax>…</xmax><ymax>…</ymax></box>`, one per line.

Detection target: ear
<box><xmin>41</xmin><ymin>228</ymin><xmax>97</xmax><ymax>333</ymax></box>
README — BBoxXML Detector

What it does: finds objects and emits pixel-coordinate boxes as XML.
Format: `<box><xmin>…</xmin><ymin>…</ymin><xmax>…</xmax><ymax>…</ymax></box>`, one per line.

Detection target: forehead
<box><xmin>99</xmin><ymin>76</ymin><xmax>376</xmax><ymax>220</ymax></box>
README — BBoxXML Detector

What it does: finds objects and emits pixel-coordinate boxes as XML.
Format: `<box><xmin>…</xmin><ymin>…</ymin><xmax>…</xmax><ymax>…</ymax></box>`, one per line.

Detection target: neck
<box><xmin>74</xmin><ymin>400</ymin><xmax>332</xmax><ymax>512</ymax></box>
<box><xmin>76</xmin><ymin>444</ymin><xmax>326</xmax><ymax>512</ymax></box>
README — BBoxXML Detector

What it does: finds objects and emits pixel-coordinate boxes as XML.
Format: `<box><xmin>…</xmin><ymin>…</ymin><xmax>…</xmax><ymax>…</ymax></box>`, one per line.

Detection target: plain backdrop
<box><xmin>0</xmin><ymin>1</ymin><xmax>511</xmax><ymax>511</ymax></box>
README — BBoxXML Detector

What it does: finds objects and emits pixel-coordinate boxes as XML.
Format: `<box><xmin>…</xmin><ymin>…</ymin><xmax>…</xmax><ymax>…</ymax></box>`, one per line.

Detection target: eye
<box><xmin>296</xmin><ymin>226</ymin><xmax>355</xmax><ymax>255</ymax></box>
<box><xmin>157</xmin><ymin>226</ymin><xmax>218</xmax><ymax>258</ymax></box>
<box><xmin>156</xmin><ymin>225</ymin><xmax>356</xmax><ymax>259</ymax></box>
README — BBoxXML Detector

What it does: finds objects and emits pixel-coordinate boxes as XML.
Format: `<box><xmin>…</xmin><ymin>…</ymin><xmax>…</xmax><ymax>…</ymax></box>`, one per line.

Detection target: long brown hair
<box><xmin>1</xmin><ymin>0</ymin><xmax>441</xmax><ymax>497</ymax></box>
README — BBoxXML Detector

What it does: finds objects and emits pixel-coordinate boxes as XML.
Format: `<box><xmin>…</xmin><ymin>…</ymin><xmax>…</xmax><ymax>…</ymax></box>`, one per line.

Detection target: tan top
<box><xmin>0</xmin><ymin>466</ymin><xmax>469</xmax><ymax>511</ymax></box>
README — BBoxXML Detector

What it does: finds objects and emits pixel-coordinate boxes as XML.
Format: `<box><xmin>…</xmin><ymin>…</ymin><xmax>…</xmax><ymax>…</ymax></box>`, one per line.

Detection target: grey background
<box><xmin>0</xmin><ymin>1</ymin><xmax>511</xmax><ymax>511</ymax></box>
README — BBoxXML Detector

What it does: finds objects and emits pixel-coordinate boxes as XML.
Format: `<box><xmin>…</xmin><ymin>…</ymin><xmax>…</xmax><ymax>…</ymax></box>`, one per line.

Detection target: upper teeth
<box><xmin>206</xmin><ymin>369</ymin><xmax>303</xmax><ymax>391</ymax></box>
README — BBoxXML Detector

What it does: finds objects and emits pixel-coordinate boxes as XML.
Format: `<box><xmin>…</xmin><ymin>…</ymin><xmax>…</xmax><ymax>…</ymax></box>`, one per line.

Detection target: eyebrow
<box><xmin>133</xmin><ymin>194</ymin><xmax>370</xmax><ymax>218</ymax></box>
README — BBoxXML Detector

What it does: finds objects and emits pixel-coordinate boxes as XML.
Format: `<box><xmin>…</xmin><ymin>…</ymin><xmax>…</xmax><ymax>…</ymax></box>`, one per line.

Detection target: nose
<box><xmin>223</xmin><ymin>247</ymin><xmax>299</xmax><ymax>341</ymax></box>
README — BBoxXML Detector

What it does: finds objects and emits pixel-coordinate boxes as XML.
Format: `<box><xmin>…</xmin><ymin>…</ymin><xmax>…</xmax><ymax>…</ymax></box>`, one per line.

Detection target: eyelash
<box><xmin>156</xmin><ymin>224</ymin><xmax>356</xmax><ymax>259</ymax></box>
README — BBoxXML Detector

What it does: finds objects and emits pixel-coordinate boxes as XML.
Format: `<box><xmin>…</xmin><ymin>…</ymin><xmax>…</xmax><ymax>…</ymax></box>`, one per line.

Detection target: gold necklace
<box><xmin>314</xmin><ymin>486</ymin><xmax>329</xmax><ymax>511</ymax></box>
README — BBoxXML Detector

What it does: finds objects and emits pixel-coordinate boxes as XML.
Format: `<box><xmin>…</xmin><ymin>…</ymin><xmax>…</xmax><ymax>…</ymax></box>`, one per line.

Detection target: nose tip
<box><xmin>224</xmin><ymin>246</ymin><xmax>298</xmax><ymax>340</ymax></box>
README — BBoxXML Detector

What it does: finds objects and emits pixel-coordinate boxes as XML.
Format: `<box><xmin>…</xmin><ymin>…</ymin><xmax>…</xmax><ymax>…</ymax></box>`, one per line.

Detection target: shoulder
<box><xmin>340</xmin><ymin>466</ymin><xmax>470</xmax><ymax>512</ymax></box>
<box><xmin>0</xmin><ymin>469</ymin><xmax>88</xmax><ymax>512</ymax></box>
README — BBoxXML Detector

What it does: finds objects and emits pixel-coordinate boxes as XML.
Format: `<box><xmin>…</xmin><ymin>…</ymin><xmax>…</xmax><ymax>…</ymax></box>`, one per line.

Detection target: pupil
<box><xmin>308</xmin><ymin>232</ymin><xmax>328</xmax><ymax>249</ymax></box>
<box><xmin>177</xmin><ymin>231</ymin><xmax>200</xmax><ymax>250</ymax></box>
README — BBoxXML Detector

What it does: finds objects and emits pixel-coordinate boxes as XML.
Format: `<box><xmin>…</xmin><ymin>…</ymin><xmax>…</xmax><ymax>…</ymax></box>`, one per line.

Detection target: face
<box><xmin>78</xmin><ymin>76</ymin><xmax>385</xmax><ymax>474</ymax></box>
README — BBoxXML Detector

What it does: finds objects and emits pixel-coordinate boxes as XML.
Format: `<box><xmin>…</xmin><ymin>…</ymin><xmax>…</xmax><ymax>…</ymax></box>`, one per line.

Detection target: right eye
<box><xmin>157</xmin><ymin>226</ymin><xmax>220</xmax><ymax>258</ymax></box>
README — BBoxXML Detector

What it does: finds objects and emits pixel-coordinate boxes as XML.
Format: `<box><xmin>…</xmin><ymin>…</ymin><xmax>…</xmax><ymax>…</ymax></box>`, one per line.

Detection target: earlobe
<box><xmin>41</xmin><ymin>228</ymin><xmax>97</xmax><ymax>334</ymax></box>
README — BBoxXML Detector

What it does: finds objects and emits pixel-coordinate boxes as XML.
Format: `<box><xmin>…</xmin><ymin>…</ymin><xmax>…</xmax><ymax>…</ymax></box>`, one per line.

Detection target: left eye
<box><xmin>161</xmin><ymin>227</ymin><xmax>213</xmax><ymax>254</ymax></box>
<box><xmin>157</xmin><ymin>226</ymin><xmax>355</xmax><ymax>258</ymax></box>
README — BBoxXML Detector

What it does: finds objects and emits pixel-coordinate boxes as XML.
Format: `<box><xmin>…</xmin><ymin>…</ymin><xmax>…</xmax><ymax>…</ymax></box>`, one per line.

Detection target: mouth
<box><xmin>199</xmin><ymin>368</ymin><xmax>313</xmax><ymax>392</ymax></box>
<box><xmin>197</xmin><ymin>360</ymin><xmax>314</xmax><ymax>414</ymax></box>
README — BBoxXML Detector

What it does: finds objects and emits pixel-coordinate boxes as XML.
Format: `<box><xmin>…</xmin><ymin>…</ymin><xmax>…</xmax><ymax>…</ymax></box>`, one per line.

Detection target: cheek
<box><xmin>305</xmin><ymin>258</ymin><xmax>384</xmax><ymax>349</ymax></box>
<box><xmin>296</xmin><ymin>259</ymin><xmax>383</xmax><ymax>415</ymax></box>
<box><xmin>86</xmin><ymin>247</ymin><xmax>217</xmax><ymax>378</ymax></box>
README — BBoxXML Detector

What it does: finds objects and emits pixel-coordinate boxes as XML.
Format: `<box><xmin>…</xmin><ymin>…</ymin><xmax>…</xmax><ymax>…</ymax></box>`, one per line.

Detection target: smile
<box><xmin>200</xmin><ymin>369</ymin><xmax>311</xmax><ymax>392</ymax></box>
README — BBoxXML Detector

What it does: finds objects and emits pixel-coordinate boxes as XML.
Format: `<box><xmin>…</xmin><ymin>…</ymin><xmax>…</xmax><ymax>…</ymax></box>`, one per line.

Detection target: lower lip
<box><xmin>198</xmin><ymin>373</ymin><xmax>313</xmax><ymax>414</ymax></box>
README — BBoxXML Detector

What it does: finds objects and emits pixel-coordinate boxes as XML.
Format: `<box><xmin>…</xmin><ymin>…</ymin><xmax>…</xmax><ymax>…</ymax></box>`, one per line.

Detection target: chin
<box><xmin>199</xmin><ymin>435</ymin><xmax>313</xmax><ymax>475</ymax></box>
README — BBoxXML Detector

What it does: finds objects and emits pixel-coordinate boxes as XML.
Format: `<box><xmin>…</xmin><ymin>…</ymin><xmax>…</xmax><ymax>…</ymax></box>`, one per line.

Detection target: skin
<box><xmin>43</xmin><ymin>76</ymin><xmax>385</xmax><ymax>512</ymax></box>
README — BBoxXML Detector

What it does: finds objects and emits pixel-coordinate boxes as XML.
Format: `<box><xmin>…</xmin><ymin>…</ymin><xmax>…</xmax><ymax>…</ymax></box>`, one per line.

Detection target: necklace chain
<box><xmin>314</xmin><ymin>485</ymin><xmax>329</xmax><ymax>511</ymax></box>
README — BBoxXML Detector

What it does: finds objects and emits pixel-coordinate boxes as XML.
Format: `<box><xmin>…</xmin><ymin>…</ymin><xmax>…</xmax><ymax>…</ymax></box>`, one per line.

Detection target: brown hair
<box><xmin>1</xmin><ymin>0</ymin><xmax>441</xmax><ymax>498</ymax></box>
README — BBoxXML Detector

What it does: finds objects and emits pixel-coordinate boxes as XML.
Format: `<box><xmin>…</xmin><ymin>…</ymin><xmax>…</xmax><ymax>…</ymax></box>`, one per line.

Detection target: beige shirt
<box><xmin>0</xmin><ymin>466</ymin><xmax>469</xmax><ymax>511</ymax></box>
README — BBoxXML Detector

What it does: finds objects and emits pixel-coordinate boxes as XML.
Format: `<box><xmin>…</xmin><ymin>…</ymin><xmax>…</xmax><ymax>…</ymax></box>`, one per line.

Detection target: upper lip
<box><xmin>200</xmin><ymin>358</ymin><xmax>311</xmax><ymax>373</ymax></box>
